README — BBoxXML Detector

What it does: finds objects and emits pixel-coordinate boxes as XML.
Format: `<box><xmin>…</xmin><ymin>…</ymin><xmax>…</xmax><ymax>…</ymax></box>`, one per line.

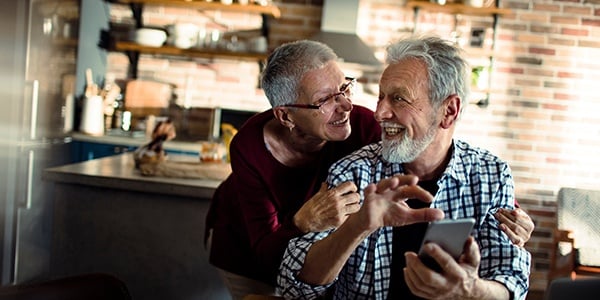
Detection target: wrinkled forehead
<box><xmin>300</xmin><ymin>62</ymin><xmax>346</xmax><ymax>93</ymax></box>
<box><xmin>381</xmin><ymin>59</ymin><xmax>429</xmax><ymax>88</ymax></box>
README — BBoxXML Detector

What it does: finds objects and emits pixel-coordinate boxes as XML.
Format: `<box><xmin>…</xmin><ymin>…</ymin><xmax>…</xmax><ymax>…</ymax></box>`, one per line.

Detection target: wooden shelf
<box><xmin>406</xmin><ymin>1</ymin><xmax>511</xmax><ymax>16</ymax></box>
<box><xmin>114</xmin><ymin>41</ymin><xmax>268</xmax><ymax>61</ymax></box>
<box><xmin>109</xmin><ymin>0</ymin><xmax>281</xmax><ymax>18</ymax></box>
<box><xmin>107</xmin><ymin>0</ymin><xmax>277</xmax><ymax>78</ymax></box>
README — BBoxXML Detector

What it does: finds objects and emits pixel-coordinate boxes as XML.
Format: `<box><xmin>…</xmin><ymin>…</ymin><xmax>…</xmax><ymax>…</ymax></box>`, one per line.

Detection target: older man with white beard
<box><xmin>277</xmin><ymin>35</ymin><xmax>531</xmax><ymax>300</ymax></box>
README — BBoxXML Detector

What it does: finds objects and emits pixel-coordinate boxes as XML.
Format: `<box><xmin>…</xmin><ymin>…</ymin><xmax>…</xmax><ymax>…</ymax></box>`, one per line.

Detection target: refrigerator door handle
<box><xmin>29</xmin><ymin>80</ymin><xmax>39</xmax><ymax>140</ymax></box>
<box><xmin>23</xmin><ymin>80</ymin><xmax>40</xmax><ymax>140</ymax></box>
<box><xmin>24</xmin><ymin>150</ymin><xmax>34</xmax><ymax>210</ymax></box>
<box><xmin>17</xmin><ymin>149</ymin><xmax>35</xmax><ymax>210</ymax></box>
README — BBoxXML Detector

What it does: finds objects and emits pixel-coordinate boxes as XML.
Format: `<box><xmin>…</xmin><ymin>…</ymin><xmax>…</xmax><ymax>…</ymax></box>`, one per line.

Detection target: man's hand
<box><xmin>494</xmin><ymin>208</ymin><xmax>534</xmax><ymax>247</ymax></box>
<box><xmin>404</xmin><ymin>237</ymin><xmax>509</xmax><ymax>300</ymax></box>
<box><xmin>357</xmin><ymin>175</ymin><xmax>444</xmax><ymax>232</ymax></box>
<box><xmin>294</xmin><ymin>182</ymin><xmax>360</xmax><ymax>233</ymax></box>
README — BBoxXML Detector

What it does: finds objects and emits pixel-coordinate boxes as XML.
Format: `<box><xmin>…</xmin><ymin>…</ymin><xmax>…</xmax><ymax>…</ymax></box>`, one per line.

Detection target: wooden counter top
<box><xmin>43</xmin><ymin>153</ymin><xmax>225</xmax><ymax>199</ymax></box>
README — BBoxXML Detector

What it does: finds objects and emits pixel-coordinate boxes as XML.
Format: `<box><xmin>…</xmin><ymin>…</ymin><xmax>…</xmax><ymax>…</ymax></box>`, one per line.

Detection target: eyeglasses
<box><xmin>280</xmin><ymin>77</ymin><xmax>356</xmax><ymax>114</ymax></box>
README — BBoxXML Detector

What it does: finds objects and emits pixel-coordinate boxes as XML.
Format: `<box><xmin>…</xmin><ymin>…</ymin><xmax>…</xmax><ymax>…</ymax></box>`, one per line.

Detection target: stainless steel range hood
<box><xmin>310</xmin><ymin>0</ymin><xmax>381</xmax><ymax>66</ymax></box>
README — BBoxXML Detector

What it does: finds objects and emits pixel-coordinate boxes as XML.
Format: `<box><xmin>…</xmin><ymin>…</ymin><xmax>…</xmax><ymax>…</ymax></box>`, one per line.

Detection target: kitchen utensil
<box><xmin>84</xmin><ymin>68</ymin><xmax>98</xmax><ymax>98</ymax></box>
<box><xmin>103</xmin><ymin>84</ymin><xmax>121</xmax><ymax>115</ymax></box>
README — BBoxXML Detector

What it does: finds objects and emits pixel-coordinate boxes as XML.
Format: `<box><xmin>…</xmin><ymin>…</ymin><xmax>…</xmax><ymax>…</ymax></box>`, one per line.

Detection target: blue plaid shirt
<box><xmin>277</xmin><ymin>139</ymin><xmax>531</xmax><ymax>300</ymax></box>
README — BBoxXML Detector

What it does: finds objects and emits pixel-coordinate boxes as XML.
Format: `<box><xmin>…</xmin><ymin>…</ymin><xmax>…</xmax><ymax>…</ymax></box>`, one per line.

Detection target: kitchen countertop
<box><xmin>45</xmin><ymin>153</ymin><xmax>230</xmax><ymax>299</ymax></box>
<box><xmin>43</xmin><ymin>153</ymin><xmax>225</xmax><ymax>199</ymax></box>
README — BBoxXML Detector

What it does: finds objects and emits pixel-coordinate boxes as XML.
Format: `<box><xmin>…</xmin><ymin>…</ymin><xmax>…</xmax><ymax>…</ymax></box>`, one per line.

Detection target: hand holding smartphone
<box><xmin>417</xmin><ymin>218</ymin><xmax>475</xmax><ymax>272</ymax></box>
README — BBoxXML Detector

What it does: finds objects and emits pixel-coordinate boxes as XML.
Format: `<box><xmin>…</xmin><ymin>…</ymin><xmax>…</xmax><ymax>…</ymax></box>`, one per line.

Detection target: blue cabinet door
<box><xmin>72</xmin><ymin>141</ymin><xmax>137</xmax><ymax>162</ymax></box>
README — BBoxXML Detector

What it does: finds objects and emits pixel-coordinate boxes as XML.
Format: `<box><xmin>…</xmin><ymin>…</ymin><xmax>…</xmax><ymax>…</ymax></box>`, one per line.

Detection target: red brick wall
<box><xmin>108</xmin><ymin>0</ymin><xmax>600</xmax><ymax>292</ymax></box>
<box><xmin>463</xmin><ymin>0</ymin><xmax>600</xmax><ymax>290</ymax></box>
<box><xmin>363</xmin><ymin>0</ymin><xmax>600</xmax><ymax>291</ymax></box>
<box><xmin>367</xmin><ymin>0</ymin><xmax>600</xmax><ymax>291</ymax></box>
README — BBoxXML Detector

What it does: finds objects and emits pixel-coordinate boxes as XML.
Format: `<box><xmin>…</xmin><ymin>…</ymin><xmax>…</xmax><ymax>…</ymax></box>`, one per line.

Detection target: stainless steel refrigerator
<box><xmin>0</xmin><ymin>0</ymin><xmax>79</xmax><ymax>285</ymax></box>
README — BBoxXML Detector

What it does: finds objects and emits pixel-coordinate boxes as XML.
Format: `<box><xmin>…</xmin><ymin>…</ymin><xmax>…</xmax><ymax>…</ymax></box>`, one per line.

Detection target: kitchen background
<box><xmin>11</xmin><ymin>0</ymin><xmax>599</xmax><ymax>294</ymax></box>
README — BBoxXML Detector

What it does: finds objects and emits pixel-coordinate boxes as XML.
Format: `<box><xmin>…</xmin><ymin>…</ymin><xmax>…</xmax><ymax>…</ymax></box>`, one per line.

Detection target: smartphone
<box><xmin>417</xmin><ymin>218</ymin><xmax>475</xmax><ymax>272</ymax></box>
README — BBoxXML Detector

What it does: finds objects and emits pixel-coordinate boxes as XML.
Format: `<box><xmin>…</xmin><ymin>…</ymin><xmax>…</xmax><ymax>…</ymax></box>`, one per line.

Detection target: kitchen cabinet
<box><xmin>44</xmin><ymin>154</ymin><xmax>228</xmax><ymax>299</ymax></box>
<box><xmin>104</xmin><ymin>0</ymin><xmax>281</xmax><ymax>78</ymax></box>
<box><xmin>405</xmin><ymin>1</ymin><xmax>511</xmax><ymax>107</ymax></box>
<box><xmin>71</xmin><ymin>133</ymin><xmax>203</xmax><ymax>162</ymax></box>
<box><xmin>72</xmin><ymin>141</ymin><xmax>138</xmax><ymax>162</ymax></box>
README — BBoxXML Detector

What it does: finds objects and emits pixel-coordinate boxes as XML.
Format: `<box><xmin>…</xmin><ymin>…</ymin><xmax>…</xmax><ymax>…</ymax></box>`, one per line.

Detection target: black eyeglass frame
<box><xmin>279</xmin><ymin>77</ymin><xmax>356</xmax><ymax>111</ymax></box>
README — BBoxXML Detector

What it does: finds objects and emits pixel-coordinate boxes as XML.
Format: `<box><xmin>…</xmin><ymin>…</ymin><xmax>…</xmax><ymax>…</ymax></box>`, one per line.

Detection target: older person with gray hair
<box><xmin>277</xmin><ymin>36</ymin><xmax>531</xmax><ymax>300</ymax></box>
<box><xmin>205</xmin><ymin>40</ymin><xmax>381</xmax><ymax>299</ymax></box>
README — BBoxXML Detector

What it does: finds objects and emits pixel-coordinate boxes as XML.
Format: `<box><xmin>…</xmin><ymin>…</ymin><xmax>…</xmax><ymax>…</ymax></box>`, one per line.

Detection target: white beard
<box><xmin>381</xmin><ymin>126</ymin><xmax>436</xmax><ymax>163</ymax></box>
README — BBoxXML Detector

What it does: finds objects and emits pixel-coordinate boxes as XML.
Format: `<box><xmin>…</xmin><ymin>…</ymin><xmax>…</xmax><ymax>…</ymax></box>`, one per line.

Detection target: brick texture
<box><xmin>106</xmin><ymin>0</ymin><xmax>600</xmax><ymax>294</ymax></box>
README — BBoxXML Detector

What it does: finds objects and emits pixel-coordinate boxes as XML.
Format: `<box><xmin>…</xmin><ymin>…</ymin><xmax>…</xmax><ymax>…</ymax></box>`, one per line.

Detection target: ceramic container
<box><xmin>133</xmin><ymin>28</ymin><xmax>167</xmax><ymax>47</ymax></box>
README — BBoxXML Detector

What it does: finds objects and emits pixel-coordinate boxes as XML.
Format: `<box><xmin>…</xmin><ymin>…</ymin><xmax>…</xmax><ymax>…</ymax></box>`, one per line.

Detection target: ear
<box><xmin>440</xmin><ymin>94</ymin><xmax>461</xmax><ymax>129</ymax></box>
<box><xmin>273</xmin><ymin>107</ymin><xmax>295</xmax><ymax>129</ymax></box>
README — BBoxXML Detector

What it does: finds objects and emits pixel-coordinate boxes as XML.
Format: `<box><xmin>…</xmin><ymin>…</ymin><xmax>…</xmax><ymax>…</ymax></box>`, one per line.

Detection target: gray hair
<box><xmin>386</xmin><ymin>36</ymin><xmax>470</xmax><ymax>118</ymax></box>
<box><xmin>260</xmin><ymin>40</ymin><xmax>338</xmax><ymax>108</ymax></box>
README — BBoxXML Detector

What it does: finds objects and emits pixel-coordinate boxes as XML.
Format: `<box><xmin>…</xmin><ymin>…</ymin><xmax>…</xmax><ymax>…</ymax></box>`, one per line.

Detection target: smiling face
<box><xmin>375</xmin><ymin>58</ymin><xmax>441</xmax><ymax>163</ymax></box>
<box><xmin>284</xmin><ymin>61</ymin><xmax>354</xmax><ymax>142</ymax></box>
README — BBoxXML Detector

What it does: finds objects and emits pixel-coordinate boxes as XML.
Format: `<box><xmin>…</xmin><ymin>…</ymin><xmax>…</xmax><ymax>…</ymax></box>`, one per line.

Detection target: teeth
<box><xmin>381</xmin><ymin>122</ymin><xmax>403</xmax><ymax>136</ymax></box>
<box><xmin>385</xmin><ymin>127</ymin><xmax>400</xmax><ymax>135</ymax></box>
<box><xmin>331</xmin><ymin>118</ymin><xmax>347</xmax><ymax>125</ymax></box>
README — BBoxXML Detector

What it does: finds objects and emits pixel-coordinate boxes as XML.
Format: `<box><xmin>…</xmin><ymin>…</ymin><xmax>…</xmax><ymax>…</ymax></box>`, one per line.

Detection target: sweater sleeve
<box><xmin>226</xmin><ymin>117</ymin><xmax>306</xmax><ymax>283</ymax></box>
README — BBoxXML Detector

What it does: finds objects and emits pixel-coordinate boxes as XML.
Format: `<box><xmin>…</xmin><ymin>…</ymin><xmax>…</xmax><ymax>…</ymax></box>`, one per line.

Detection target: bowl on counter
<box><xmin>132</xmin><ymin>28</ymin><xmax>167</xmax><ymax>47</ymax></box>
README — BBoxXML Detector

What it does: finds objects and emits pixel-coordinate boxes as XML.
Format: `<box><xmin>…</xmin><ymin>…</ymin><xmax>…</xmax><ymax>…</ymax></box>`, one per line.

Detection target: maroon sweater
<box><xmin>205</xmin><ymin>106</ymin><xmax>381</xmax><ymax>285</ymax></box>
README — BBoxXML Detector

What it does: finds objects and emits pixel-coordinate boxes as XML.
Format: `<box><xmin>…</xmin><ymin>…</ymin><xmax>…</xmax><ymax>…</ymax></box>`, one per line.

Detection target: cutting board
<box><xmin>124</xmin><ymin>80</ymin><xmax>173</xmax><ymax>108</ymax></box>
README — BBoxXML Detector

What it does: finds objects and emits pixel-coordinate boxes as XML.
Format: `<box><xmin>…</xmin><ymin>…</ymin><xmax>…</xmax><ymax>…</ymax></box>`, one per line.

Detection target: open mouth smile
<box><xmin>381</xmin><ymin>123</ymin><xmax>404</xmax><ymax>137</ymax></box>
<box><xmin>330</xmin><ymin>117</ymin><xmax>349</xmax><ymax>126</ymax></box>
